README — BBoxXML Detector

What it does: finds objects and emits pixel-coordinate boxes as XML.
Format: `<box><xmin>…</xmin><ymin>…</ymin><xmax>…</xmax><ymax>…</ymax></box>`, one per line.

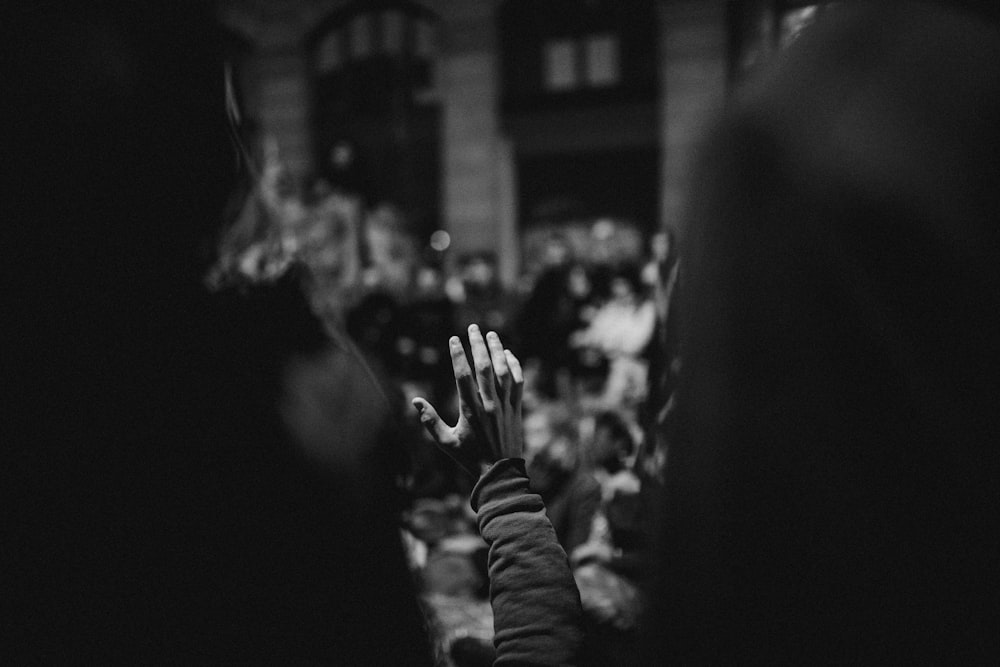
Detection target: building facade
<box><xmin>219</xmin><ymin>0</ymin><xmax>823</xmax><ymax>285</ymax></box>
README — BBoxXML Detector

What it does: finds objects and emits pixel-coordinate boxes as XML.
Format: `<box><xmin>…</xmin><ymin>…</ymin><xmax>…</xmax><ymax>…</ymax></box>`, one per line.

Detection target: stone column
<box><xmin>496</xmin><ymin>136</ymin><xmax>519</xmax><ymax>287</ymax></box>
<box><xmin>436</xmin><ymin>1</ymin><xmax>507</xmax><ymax>278</ymax></box>
<box><xmin>658</xmin><ymin>0</ymin><xmax>729</xmax><ymax>239</ymax></box>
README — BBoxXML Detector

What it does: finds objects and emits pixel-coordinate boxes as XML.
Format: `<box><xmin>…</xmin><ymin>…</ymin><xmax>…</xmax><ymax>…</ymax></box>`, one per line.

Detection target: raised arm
<box><xmin>413</xmin><ymin>325</ymin><xmax>583</xmax><ymax>666</ymax></box>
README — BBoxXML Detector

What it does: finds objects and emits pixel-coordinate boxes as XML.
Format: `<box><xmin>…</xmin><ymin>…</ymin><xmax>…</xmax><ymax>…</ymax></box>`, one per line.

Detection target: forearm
<box><xmin>472</xmin><ymin>459</ymin><xmax>583</xmax><ymax>666</ymax></box>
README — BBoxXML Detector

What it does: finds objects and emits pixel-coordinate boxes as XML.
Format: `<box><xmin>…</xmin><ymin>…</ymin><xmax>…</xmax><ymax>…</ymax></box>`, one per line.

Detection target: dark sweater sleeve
<box><xmin>471</xmin><ymin>459</ymin><xmax>583</xmax><ymax>666</ymax></box>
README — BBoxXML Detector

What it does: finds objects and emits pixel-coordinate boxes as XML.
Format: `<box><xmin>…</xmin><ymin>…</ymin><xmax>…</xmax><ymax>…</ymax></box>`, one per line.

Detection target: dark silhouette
<box><xmin>6</xmin><ymin>4</ymin><xmax>431</xmax><ymax>663</ymax></box>
<box><xmin>650</xmin><ymin>3</ymin><xmax>1000</xmax><ymax>663</ymax></box>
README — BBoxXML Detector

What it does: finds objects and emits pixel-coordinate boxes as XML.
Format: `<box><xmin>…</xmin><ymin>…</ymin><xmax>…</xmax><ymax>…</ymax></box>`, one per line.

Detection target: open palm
<box><xmin>412</xmin><ymin>324</ymin><xmax>524</xmax><ymax>476</ymax></box>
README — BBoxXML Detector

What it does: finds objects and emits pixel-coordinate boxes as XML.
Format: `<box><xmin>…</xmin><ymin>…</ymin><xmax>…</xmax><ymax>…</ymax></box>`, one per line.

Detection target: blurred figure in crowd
<box><xmin>345</xmin><ymin>206</ymin><xmax>419</xmax><ymax>379</ymax></box>
<box><xmin>6</xmin><ymin>4</ymin><xmax>431</xmax><ymax>663</ymax></box>
<box><xmin>650</xmin><ymin>2</ymin><xmax>1000</xmax><ymax>663</ymax></box>
<box><xmin>639</xmin><ymin>227</ymin><xmax>682</xmax><ymax>480</ymax></box>
<box><xmin>586</xmin><ymin>410</ymin><xmax>637</xmax><ymax>476</ymax></box>
<box><xmin>362</xmin><ymin>203</ymin><xmax>418</xmax><ymax>300</ymax></box>
<box><xmin>571</xmin><ymin>410</ymin><xmax>648</xmax><ymax>667</ymax></box>
<box><xmin>399</xmin><ymin>263</ymin><xmax>457</xmax><ymax>407</ymax></box>
<box><xmin>523</xmin><ymin>405</ymin><xmax>602</xmax><ymax>555</ymax></box>
<box><xmin>516</xmin><ymin>235</ymin><xmax>596</xmax><ymax>399</ymax></box>
<box><xmin>570</xmin><ymin>264</ymin><xmax>656</xmax><ymax>408</ymax></box>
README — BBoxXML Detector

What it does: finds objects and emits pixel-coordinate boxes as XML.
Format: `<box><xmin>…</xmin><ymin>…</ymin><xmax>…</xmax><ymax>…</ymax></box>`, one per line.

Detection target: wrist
<box><xmin>470</xmin><ymin>458</ymin><xmax>531</xmax><ymax>514</ymax></box>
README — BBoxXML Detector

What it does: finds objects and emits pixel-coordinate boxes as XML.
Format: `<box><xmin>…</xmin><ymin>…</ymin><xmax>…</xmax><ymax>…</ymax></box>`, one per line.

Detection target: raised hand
<box><xmin>412</xmin><ymin>324</ymin><xmax>524</xmax><ymax>476</ymax></box>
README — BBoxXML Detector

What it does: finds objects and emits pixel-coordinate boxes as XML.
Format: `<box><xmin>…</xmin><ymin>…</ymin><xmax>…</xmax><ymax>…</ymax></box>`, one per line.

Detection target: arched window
<box><xmin>309</xmin><ymin>1</ymin><xmax>437</xmax><ymax>83</ymax></box>
<box><xmin>307</xmin><ymin>1</ymin><xmax>441</xmax><ymax>235</ymax></box>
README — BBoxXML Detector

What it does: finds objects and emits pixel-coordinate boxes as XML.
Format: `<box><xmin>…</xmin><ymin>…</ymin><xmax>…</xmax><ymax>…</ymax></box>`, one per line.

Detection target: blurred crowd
<box><xmin>207</xmin><ymin>142</ymin><xmax>681</xmax><ymax>665</ymax></box>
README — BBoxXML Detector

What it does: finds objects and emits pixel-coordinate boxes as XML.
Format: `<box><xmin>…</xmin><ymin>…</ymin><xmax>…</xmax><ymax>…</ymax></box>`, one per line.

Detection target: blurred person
<box><xmin>412</xmin><ymin>326</ymin><xmax>584</xmax><ymax>665</ymax></box>
<box><xmin>639</xmin><ymin>227</ymin><xmax>682</xmax><ymax>480</ymax></box>
<box><xmin>399</xmin><ymin>263</ymin><xmax>457</xmax><ymax>406</ymax></box>
<box><xmin>564</xmin><ymin>262</ymin><xmax>611</xmax><ymax>396</ymax></box>
<box><xmin>523</xmin><ymin>406</ymin><xmax>602</xmax><ymax>555</ymax></box>
<box><xmin>570</xmin><ymin>264</ymin><xmax>656</xmax><ymax>408</ymax></box>
<box><xmin>361</xmin><ymin>204</ymin><xmax>418</xmax><ymax>298</ymax></box>
<box><xmin>514</xmin><ymin>235</ymin><xmax>579</xmax><ymax>397</ymax></box>
<box><xmin>6</xmin><ymin>4</ymin><xmax>431</xmax><ymax>663</ymax></box>
<box><xmin>585</xmin><ymin>410</ymin><xmax>637</xmax><ymax>476</ymax></box>
<box><xmin>641</xmin><ymin>228</ymin><xmax>681</xmax><ymax>405</ymax></box>
<box><xmin>344</xmin><ymin>210</ymin><xmax>420</xmax><ymax>377</ymax></box>
<box><xmin>407</xmin><ymin>493</ymin><xmax>486</xmax><ymax>600</ymax></box>
<box><xmin>651</xmin><ymin>2</ymin><xmax>1000</xmax><ymax>663</ymax></box>
<box><xmin>571</xmin><ymin>512</ymin><xmax>646</xmax><ymax>667</ymax></box>
<box><xmin>519</xmin><ymin>251</ymin><xmax>602</xmax><ymax>400</ymax></box>
<box><xmin>570</xmin><ymin>412</ymin><xmax>649</xmax><ymax>667</ymax></box>
<box><xmin>413</xmin><ymin>329</ymin><xmax>640</xmax><ymax>667</ymax></box>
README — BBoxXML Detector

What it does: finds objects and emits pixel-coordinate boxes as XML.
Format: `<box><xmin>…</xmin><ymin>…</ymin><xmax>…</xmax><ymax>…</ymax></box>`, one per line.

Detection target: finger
<box><xmin>415</xmin><ymin>397</ymin><xmax>477</xmax><ymax>476</ymax></box>
<box><xmin>412</xmin><ymin>398</ymin><xmax>455</xmax><ymax>445</ymax></box>
<box><xmin>468</xmin><ymin>324</ymin><xmax>497</xmax><ymax>409</ymax></box>
<box><xmin>505</xmin><ymin>349</ymin><xmax>523</xmax><ymax>409</ymax></box>
<box><xmin>486</xmin><ymin>331</ymin><xmax>510</xmax><ymax>397</ymax></box>
<box><xmin>449</xmin><ymin>335</ymin><xmax>481</xmax><ymax>415</ymax></box>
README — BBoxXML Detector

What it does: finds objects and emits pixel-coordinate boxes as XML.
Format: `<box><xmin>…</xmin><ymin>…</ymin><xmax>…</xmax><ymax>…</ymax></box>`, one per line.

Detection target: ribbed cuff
<box><xmin>470</xmin><ymin>458</ymin><xmax>543</xmax><ymax>531</ymax></box>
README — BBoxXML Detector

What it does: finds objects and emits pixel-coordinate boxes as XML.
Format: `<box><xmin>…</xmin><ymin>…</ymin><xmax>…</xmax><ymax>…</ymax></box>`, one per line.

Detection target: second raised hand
<box><xmin>412</xmin><ymin>324</ymin><xmax>524</xmax><ymax>476</ymax></box>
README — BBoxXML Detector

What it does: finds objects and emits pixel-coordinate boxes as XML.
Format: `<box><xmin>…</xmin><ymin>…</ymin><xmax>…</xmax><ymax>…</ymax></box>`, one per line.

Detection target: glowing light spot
<box><xmin>593</xmin><ymin>218</ymin><xmax>615</xmax><ymax>241</ymax></box>
<box><xmin>430</xmin><ymin>230</ymin><xmax>451</xmax><ymax>251</ymax></box>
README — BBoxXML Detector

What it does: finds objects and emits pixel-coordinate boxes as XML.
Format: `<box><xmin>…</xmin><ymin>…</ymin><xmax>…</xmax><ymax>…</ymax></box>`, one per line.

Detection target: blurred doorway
<box><xmin>310</xmin><ymin>2</ymin><xmax>441</xmax><ymax>238</ymax></box>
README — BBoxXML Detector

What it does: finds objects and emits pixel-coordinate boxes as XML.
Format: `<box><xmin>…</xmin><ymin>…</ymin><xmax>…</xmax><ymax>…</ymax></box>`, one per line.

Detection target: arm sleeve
<box><xmin>471</xmin><ymin>459</ymin><xmax>583</xmax><ymax>666</ymax></box>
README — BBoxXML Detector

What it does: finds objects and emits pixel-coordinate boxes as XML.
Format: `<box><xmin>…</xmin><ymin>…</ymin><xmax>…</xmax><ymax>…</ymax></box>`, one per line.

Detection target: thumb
<box><xmin>412</xmin><ymin>398</ymin><xmax>454</xmax><ymax>445</ymax></box>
